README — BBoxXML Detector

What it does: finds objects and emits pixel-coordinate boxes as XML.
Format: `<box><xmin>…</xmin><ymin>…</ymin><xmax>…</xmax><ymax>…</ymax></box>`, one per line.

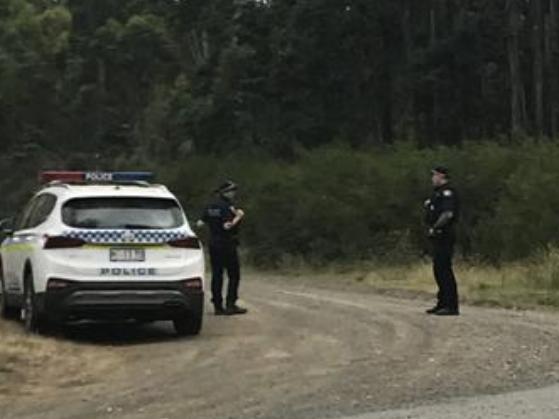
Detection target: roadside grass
<box><xmin>359</xmin><ymin>259</ymin><xmax>559</xmax><ymax>310</ymax></box>
<box><xmin>254</xmin><ymin>247</ymin><xmax>559</xmax><ymax>311</ymax></box>
<box><xmin>0</xmin><ymin>321</ymin><xmax>117</xmax><ymax>398</ymax></box>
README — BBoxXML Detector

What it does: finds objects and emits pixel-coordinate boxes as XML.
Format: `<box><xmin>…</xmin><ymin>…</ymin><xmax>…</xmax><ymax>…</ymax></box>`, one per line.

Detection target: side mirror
<box><xmin>0</xmin><ymin>218</ymin><xmax>14</xmax><ymax>236</ymax></box>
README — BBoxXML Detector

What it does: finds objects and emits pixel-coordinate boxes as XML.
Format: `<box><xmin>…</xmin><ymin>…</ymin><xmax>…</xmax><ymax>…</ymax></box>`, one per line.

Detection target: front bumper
<box><xmin>39</xmin><ymin>279</ymin><xmax>204</xmax><ymax>321</ymax></box>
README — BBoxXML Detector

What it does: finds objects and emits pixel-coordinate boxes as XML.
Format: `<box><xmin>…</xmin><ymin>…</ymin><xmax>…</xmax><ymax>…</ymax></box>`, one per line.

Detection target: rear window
<box><xmin>62</xmin><ymin>198</ymin><xmax>184</xmax><ymax>229</ymax></box>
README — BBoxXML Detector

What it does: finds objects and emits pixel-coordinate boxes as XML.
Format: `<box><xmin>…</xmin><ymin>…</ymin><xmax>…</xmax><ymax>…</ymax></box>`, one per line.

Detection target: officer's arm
<box><xmin>433</xmin><ymin>190</ymin><xmax>456</xmax><ymax>229</ymax></box>
<box><xmin>229</xmin><ymin>207</ymin><xmax>245</xmax><ymax>226</ymax></box>
<box><xmin>223</xmin><ymin>207</ymin><xmax>244</xmax><ymax>230</ymax></box>
<box><xmin>233</xmin><ymin>207</ymin><xmax>245</xmax><ymax>219</ymax></box>
<box><xmin>433</xmin><ymin>211</ymin><xmax>454</xmax><ymax>229</ymax></box>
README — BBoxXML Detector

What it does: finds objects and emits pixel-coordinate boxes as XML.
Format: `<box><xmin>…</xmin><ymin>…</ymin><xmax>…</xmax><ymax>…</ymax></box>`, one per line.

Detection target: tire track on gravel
<box><xmin>3</xmin><ymin>278</ymin><xmax>559</xmax><ymax>419</ymax></box>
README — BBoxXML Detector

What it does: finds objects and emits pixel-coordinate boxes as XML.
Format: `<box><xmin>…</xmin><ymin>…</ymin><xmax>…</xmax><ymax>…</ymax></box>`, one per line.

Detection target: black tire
<box><xmin>22</xmin><ymin>271</ymin><xmax>49</xmax><ymax>334</ymax></box>
<box><xmin>0</xmin><ymin>263</ymin><xmax>19</xmax><ymax>320</ymax></box>
<box><xmin>173</xmin><ymin>312</ymin><xmax>203</xmax><ymax>336</ymax></box>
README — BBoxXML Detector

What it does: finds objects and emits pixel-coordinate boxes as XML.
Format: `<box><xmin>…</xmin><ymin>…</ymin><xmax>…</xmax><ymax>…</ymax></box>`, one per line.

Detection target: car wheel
<box><xmin>173</xmin><ymin>312</ymin><xmax>203</xmax><ymax>336</ymax></box>
<box><xmin>22</xmin><ymin>271</ymin><xmax>48</xmax><ymax>334</ymax></box>
<box><xmin>0</xmin><ymin>267</ymin><xmax>19</xmax><ymax>320</ymax></box>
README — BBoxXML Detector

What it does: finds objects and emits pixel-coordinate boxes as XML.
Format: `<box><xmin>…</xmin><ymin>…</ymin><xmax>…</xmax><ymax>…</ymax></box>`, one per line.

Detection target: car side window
<box><xmin>16</xmin><ymin>197</ymin><xmax>40</xmax><ymax>231</ymax></box>
<box><xmin>25</xmin><ymin>194</ymin><xmax>57</xmax><ymax>229</ymax></box>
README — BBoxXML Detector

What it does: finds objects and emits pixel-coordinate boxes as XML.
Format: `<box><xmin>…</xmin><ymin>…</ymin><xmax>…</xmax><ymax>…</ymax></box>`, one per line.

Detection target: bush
<box><xmin>161</xmin><ymin>141</ymin><xmax>559</xmax><ymax>267</ymax></box>
<box><xmin>3</xmin><ymin>140</ymin><xmax>559</xmax><ymax>268</ymax></box>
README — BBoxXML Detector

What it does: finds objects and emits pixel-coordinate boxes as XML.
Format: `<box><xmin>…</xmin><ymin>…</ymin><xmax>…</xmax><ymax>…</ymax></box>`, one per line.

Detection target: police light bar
<box><xmin>39</xmin><ymin>171</ymin><xmax>154</xmax><ymax>184</ymax></box>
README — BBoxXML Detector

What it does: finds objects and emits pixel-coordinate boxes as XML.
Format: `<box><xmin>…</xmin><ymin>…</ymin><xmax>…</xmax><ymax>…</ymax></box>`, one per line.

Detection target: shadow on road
<box><xmin>56</xmin><ymin>320</ymin><xmax>184</xmax><ymax>346</ymax></box>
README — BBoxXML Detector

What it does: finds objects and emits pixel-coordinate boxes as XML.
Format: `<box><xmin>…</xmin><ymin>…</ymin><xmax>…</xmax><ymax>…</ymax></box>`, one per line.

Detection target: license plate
<box><xmin>110</xmin><ymin>248</ymin><xmax>145</xmax><ymax>262</ymax></box>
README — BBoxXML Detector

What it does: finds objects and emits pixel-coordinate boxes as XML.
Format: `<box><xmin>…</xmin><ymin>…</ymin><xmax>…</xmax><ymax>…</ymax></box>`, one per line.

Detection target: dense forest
<box><xmin>2</xmin><ymin>0</ymin><xmax>559</xmax><ymax>264</ymax></box>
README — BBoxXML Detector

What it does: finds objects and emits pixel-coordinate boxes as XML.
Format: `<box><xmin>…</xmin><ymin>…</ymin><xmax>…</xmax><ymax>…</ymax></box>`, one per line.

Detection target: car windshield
<box><xmin>62</xmin><ymin>197</ymin><xmax>184</xmax><ymax>229</ymax></box>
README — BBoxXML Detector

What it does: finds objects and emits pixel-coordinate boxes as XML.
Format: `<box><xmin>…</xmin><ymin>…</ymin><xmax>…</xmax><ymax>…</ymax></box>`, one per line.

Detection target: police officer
<box><xmin>424</xmin><ymin>166</ymin><xmax>460</xmax><ymax>316</ymax></box>
<box><xmin>197</xmin><ymin>180</ymin><xmax>248</xmax><ymax>316</ymax></box>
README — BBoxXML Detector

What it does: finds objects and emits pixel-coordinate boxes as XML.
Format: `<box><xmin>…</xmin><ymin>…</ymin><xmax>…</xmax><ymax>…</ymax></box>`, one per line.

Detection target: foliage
<box><xmin>162</xmin><ymin>142</ymin><xmax>559</xmax><ymax>266</ymax></box>
<box><xmin>2</xmin><ymin>1</ymin><xmax>559</xmax><ymax>266</ymax></box>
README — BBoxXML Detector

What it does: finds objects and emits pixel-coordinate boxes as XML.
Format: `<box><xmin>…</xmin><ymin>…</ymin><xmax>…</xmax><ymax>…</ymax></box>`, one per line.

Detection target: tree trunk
<box><xmin>507</xmin><ymin>0</ymin><xmax>527</xmax><ymax>138</ymax></box>
<box><xmin>532</xmin><ymin>0</ymin><xmax>545</xmax><ymax>139</ymax></box>
<box><xmin>97</xmin><ymin>58</ymin><xmax>106</xmax><ymax>94</ymax></box>
<box><xmin>545</xmin><ymin>0</ymin><xmax>558</xmax><ymax>137</ymax></box>
<box><xmin>187</xmin><ymin>30</ymin><xmax>210</xmax><ymax>67</ymax></box>
<box><xmin>430</xmin><ymin>0</ymin><xmax>438</xmax><ymax>142</ymax></box>
<box><xmin>96</xmin><ymin>58</ymin><xmax>107</xmax><ymax>147</ymax></box>
<box><xmin>401</xmin><ymin>0</ymin><xmax>414</xmax><ymax>140</ymax></box>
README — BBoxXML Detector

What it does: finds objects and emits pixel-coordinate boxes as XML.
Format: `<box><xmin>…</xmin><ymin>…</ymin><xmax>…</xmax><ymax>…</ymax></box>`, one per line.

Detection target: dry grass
<box><xmin>257</xmin><ymin>247</ymin><xmax>559</xmax><ymax>311</ymax></box>
<box><xmin>358</xmin><ymin>259</ymin><xmax>559</xmax><ymax>310</ymax></box>
<box><xmin>0</xmin><ymin>321</ymin><xmax>118</xmax><ymax>399</ymax></box>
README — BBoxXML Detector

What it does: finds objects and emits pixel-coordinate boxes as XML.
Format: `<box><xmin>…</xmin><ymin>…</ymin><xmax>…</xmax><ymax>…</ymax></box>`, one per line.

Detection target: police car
<box><xmin>0</xmin><ymin>171</ymin><xmax>205</xmax><ymax>336</ymax></box>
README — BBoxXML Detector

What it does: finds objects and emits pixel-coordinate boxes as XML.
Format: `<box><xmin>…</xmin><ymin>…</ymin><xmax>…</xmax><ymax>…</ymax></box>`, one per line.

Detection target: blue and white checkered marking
<box><xmin>63</xmin><ymin>229</ymin><xmax>189</xmax><ymax>244</ymax></box>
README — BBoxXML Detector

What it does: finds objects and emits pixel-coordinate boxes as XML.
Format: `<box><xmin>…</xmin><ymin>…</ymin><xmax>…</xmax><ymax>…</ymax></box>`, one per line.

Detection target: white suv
<box><xmin>0</xmin><ymin>171</ymin><xmax>205</xmax><ymax>336</ymax></box>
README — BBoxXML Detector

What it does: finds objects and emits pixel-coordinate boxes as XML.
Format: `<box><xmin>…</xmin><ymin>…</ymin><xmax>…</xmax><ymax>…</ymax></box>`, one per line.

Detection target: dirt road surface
<box><xmin>2</xmin><ymin>276</ymin><xmax>559</xmax><ymax>419</ymax></box>
<box><xmin>342</xmin><ymin>383</ymin><xmax>559</xmax><ymax>419</ymax></box>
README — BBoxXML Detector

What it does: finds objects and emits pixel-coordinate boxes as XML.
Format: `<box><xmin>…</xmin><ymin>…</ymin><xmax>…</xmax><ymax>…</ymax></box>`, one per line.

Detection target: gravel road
<box><xmin>2</xmin><ymin>277</ymin><xmax>559</xmax><ymax>419</ymax></box>
<box><xmin>342</xmin><ymin>383</ymin><xmax>559</xmax><ymax>419</ymax></box>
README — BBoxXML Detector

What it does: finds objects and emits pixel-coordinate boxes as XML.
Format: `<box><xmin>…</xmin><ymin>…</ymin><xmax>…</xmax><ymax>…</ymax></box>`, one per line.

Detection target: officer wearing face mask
<box><xmin>424</xmin><ymin>166</ymin><xmax>460</xmax><ymax>316</ymax></box>
<box><xmin>197</xmin><ymin>181</ymin><xmax>248</xmax><ymax>316</ymax></box>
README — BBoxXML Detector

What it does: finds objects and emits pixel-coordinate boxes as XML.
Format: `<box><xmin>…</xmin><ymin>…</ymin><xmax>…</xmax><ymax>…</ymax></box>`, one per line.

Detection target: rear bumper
<box><xmin>38</xmin><ymin>279</ymin><xmax>204</xmax><ymax>321</ymax></box>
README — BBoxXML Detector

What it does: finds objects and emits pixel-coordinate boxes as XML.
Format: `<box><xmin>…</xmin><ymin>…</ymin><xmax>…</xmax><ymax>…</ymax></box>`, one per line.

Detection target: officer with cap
<box><xmin>424</xmin><ymin>166</ymin><xmax>460</xmax><ymax>316</ymax></box>
<box><xmin>197</xmin><ymin>180</ymin><xmax>248</xmax><ymax>316</ymax></box>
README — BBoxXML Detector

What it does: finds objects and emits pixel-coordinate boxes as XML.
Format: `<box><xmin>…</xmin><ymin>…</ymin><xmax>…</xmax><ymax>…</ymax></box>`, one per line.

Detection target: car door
<box><xmin>16</xmin><ymin>194</ymin><xmax>58</xmax><ymax>288</ymax></box>
<box><xmin>2</xmin><ymin>196</ymin><xmax>40</xmax><ymax>294</ymax></box>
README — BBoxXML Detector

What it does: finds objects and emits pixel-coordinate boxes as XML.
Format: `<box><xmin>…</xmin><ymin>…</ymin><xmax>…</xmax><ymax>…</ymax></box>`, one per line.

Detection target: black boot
<box><xmin>214</xmin><ymin>304</ymin><xmax>226</xmax><ymax>316</ymax></box>
<box><xmin>426</xmin><ymin>304</ymin><xmax>442</xmax><ymax>314</ymax></box>
<box><xmin>225</xmin><ymin>304</ymin><xmax>248</xmax><ymax>315</ymax></box>
<box><xmin>434</xmin><ymin>307</ymin><xmax>459</xmax><ymax>316</ymax></box>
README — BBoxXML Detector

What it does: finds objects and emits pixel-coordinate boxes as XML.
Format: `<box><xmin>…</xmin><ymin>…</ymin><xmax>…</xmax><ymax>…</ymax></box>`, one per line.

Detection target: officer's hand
<box><xmin>423</xmin><ymin>199</ymin><xmax>431</xmax><ymax>209</ymax></box>
<box><xmin>236</xmin><ymin>208</ymin><xmax>245</xmax><ymax>218</ymax></box>
<box><xmin>428</xmin><ymin>228</ymin><xmax>442</xmax><ymax>237</ymax></box>
<box><xmin>223</xmin><ymin>221</ymin><xmax>234</xmax><ymax>230</ymax></box>
<box><xmin>196</xmin><ymin>220</ymin><xmax>204</xmax><ymax>228</ymax></box>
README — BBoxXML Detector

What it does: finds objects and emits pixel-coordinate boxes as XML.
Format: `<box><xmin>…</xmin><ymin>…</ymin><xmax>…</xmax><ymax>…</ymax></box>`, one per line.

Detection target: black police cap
<box><xmin>216</xmin><ymin>180</ymin><xmax>238</xmax><ymax>194</ymax></box>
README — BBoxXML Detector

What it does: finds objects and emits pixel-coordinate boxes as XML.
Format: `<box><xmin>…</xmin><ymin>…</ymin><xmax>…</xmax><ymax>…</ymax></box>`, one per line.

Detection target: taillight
<box><xmin>182</xmin><ymin>277</ymin><xmax>203</xmax><ymax>290</ymax></box>
<box><xmin>44</xmin><ymin>235</ymin><xmax>85</xmax><ymax>249</ymax></box>
<box><xmin>168</xmin><ymin>237</ymin><xmax>200</xmax><ymax>249</ymax></box>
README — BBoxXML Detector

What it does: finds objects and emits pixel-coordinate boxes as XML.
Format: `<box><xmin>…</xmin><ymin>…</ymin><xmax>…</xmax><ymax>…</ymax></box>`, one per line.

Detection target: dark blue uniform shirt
<box><xmin>425</xmin><ymin>184</ymin><xmax>460</xmax><ymax>233</ymax></box>
<box><xmin>201</xmin><ymin>197</ymin><xmax>240</xmax><ymax>246</ymax></box>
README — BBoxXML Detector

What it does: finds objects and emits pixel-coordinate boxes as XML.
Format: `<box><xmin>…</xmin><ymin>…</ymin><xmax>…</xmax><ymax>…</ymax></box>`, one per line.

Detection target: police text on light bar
<box><xmin>40</xmin><ymin>171</ymin><xmax>154</xmax><ymax>184</ymax></box>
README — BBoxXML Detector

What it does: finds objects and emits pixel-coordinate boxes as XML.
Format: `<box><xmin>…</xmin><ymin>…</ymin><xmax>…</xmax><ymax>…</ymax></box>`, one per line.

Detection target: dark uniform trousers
<box><xmin>432</xmin><ymin>233</ymin><xmax>459</xmax><ymax>311</ymax></box>
<box><xmin>209</xmin><ymin>243</ymin><xmax>240</xmax><ymax>308</ymax></box>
